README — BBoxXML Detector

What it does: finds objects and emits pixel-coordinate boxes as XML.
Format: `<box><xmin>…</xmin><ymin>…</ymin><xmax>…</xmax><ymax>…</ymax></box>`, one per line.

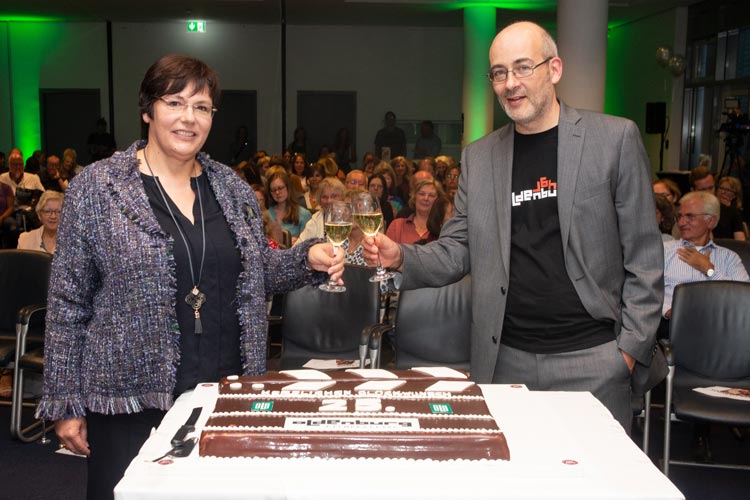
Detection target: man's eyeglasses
<box><xmin>40</xmin><ymin>209</ymin><xmax>62</xmax><ymax>216</ymax></box>
<box><xmin>487</xmin><ymin>57</ymin><xmax>552</xmax><ymax>83</ymax></box>
<box><xmin>676</xmin><ymin>212</ymin><xmax>712</xmax><ymax>222</ymax></box>
<box><xmin>347</xmin><ymin>180</ymin><xmax>366</xmax><ymax>187</ymax></box>
<box><xmin>445</xmin><ymin>174</ymin><xmax>459</xmax><ymax>180</ymax></box>
<box><xmin>158</xmin><ymin>97</ymin><xmax>217</xmax><ymax>118</ymax></box>
<box><xmin>269</xmin><ymin>186</ymin><xmax>287</xmax><ymax>193</ymax></box>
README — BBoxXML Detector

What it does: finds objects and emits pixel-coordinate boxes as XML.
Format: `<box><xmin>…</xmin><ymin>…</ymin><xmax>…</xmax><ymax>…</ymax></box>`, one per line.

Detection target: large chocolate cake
<box><xmin>199</xmin><ymin>367</ymin><xmax>510</xmax><ymax>461</ymax></box>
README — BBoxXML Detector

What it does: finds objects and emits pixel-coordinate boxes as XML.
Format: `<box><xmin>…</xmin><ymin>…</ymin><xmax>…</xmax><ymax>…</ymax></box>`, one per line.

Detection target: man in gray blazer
<box><xmin>363</xmin><ymin>21</ymin><xmax>663</xmax><ymax>431</ymax></box>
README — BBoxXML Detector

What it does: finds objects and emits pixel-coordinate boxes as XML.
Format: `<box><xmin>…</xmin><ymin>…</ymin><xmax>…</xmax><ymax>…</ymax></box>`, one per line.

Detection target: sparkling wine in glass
<box><xmin>319</xmin><ymin>201</ymin><xmax>352</xmax><ymax>293</ymax></box>
<box><xmin>351</xmin><ymin>192</ymin><xmax>396</xmax><ymax>282</ymax></box>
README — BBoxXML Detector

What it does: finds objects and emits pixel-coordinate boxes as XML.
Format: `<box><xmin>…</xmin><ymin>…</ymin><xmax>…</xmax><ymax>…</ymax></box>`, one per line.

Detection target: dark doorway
<box><xmin>297</xmin><ymin>91</ymin><xmax>356</xmax><ymax>163</ymax></box>
<box><xmin>40</xmin><ymin>89</ymin><xmax>101</xmax><ymax>163</ymax></box>
<box><xmin>202</xmin><ymin>90</ymin><xmax>257</xmax><ymax>166</ymax></box>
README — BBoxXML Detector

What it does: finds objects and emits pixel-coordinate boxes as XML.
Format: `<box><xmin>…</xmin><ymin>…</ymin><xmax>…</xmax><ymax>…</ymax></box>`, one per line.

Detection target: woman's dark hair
<box><xmin>654</xmin><ymin>193</ymin><xmax>675</xmax><ymax>235</ymax></box>
<box><xmin>427</xmin><ymin>195</ymin><xmax>453</xmax><ymax>239</ymax></box>
<box><xmin>368</xmin><ymin>174</ymin><xmax>394</xmax><ymax>227</ymax></box>
<box><xmin>139</xmin><ymin>54</ymin><xmax>221</xmax><ymax>118</ymax></box>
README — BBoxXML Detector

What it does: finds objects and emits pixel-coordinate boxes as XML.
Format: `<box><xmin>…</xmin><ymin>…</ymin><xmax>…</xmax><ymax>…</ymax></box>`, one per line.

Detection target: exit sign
<box><xmin>187</xmin><ymin>21</ymin><xmax>206</xmax><ymax>33</ymax></box>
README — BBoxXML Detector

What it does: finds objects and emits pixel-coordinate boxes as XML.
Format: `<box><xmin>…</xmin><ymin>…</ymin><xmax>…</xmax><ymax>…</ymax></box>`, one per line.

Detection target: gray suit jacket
<box><xmin>401</xmin><ymin>103</ymin><xmax>664</xmax><ymax>383</ymax></box>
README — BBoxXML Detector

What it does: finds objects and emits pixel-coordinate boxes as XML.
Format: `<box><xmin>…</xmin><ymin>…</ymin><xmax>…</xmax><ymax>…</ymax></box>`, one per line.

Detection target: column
<box><xmin>462</xmin><ymin>6</ymin><xmax>496</xmax><ymax>147</ymax></box>
<box><xmin>556</xmin><ymin>0</ymin><xmax>609</xmax><ymax>112</ymax></box>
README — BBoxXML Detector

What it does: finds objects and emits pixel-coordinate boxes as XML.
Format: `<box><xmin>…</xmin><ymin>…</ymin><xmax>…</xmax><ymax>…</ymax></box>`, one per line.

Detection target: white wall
<box><xmin>286</xmin><ymin>25</ymin><xmax>464</xmax><ymax>159</ymax></box>
<box><xmin>111</xmin><ymin>22</ymin><xmax>282</xmax><ymax>152</ymax></box>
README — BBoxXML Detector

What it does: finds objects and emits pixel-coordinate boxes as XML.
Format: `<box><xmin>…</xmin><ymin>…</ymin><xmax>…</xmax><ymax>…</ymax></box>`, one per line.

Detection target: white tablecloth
<box><xmin>115</xmin><ymin>383</ymin><xmax>684</xmax><ymax>500</ymax></box>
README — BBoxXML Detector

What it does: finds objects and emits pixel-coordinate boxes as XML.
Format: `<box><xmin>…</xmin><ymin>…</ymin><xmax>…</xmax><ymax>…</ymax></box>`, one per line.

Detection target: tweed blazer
<box><xmin>400</xmin><ymin>103</ymin><xmax>664</xmax><ymax>383</ymax></box>
<box><xmin>37</xmin><ymin>141</ymin><xmax>323</xmax><ymax>420</ymax></box>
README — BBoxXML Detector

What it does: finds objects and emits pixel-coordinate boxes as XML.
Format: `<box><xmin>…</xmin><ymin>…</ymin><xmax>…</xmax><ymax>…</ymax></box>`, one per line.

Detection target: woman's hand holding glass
<box><xmin>318</xmin><ymin>201</ymin><xmax>352</xmax><ymax>292</ymax></box>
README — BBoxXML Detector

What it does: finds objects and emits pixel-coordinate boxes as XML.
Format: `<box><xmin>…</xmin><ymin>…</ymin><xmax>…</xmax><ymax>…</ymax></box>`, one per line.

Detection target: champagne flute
<box><xmin>319</xmin><ymin>201</ymin><xmax>353</xmax><ymax>293</ymax></box>
<box><xmin>351</xmin><ymin>192</ymin><xmax>396</xmax><ymax>282</ymax></box>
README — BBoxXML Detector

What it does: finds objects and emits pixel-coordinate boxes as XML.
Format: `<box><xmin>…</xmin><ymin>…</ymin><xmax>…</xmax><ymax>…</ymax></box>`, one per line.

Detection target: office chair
<box><xmin>662</xmin><ymin>281</ymin><xmax>750</xmax><ymax>475</ymax></box>
<box><xmin>364</xmin><ymin>275</ymin><xmax>471</xmax><ymax>371</ymax></box>
<box><xmin>279</xmin><ymin>264</ymin><xmax>380</xmax><ymax>369</ymax></box>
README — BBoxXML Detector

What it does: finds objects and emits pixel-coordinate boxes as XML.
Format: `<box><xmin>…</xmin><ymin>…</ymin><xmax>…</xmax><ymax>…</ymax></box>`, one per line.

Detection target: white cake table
<box><xmin>114</xmin><ymin>383</ymin><xmax>684</xmax><ymax>500</ymax></box>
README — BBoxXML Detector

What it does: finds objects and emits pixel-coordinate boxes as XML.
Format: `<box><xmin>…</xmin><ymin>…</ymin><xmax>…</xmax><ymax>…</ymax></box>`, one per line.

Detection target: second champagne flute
<box><xmin>319</xmin><ymin>201</ymin><xmax>352</xmax><ymax>293</ymax></box>
<box><xmin>351</xmin><ymin>192</ymin><xmax>395</xmax><ymax>282</ymax></box>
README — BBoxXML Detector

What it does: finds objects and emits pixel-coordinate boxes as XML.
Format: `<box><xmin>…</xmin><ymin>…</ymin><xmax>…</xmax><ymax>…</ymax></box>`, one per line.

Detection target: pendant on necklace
<box><xmin>185</xmin><ymin>286</ymin><xmax>206</xmax><ymax>334</ymax></box>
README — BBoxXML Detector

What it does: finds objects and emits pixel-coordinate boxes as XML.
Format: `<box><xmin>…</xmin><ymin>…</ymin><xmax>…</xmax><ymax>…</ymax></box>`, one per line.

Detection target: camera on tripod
<box><xmin>718</xmin><ymin>98</ymin><xmax>750</xmax><ymax>148</ymax></box>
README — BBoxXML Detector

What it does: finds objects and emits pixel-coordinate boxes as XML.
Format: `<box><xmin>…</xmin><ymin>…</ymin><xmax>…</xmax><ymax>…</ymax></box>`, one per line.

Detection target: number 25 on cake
<box><xmin>199</xmin><ymin>367</ymin><xmax>510</xmax><ymax>461</ymax></box>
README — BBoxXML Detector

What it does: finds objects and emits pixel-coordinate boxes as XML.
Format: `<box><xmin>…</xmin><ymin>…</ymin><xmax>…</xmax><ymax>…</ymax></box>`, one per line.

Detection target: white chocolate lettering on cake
<box><xmin>319</xmin><ymin>399</ymin><xmax>348</xmax><ymax>412</ymax></box>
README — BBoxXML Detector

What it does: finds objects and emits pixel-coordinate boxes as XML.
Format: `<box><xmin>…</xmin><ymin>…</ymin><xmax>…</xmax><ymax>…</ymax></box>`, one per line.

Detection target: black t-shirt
<box><xmin>714</xmin><ymin>204</ymin><xmax>744</xmax><ymax>239</ymax></box>
<box><xmin>501</xmin><ymin>127</ymin><xmax>614</xmax><ymax>353</ymax></box>
<box><xmin>142</xmin><ymin>171</ymin><xmax>244</xmax><ymax>395</ymax></box>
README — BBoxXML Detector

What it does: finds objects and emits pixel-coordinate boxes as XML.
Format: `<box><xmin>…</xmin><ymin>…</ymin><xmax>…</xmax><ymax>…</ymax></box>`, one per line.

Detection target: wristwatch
<box><xmin>706</xmin><ymin>267</ymin><xmax>715</xmax><ymax>278</ymax></box>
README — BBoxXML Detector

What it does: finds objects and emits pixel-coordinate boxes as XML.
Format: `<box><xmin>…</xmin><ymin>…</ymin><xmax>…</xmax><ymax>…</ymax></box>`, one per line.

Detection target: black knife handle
<box><xmin>170</xmin><ymin>438</ymin><xmax>196</xmax><ymax>458</ymax></box>
<box><xmin>171</xmin><ymin>425</ymin><xmax>195</xmax><ymax>448</ymax></box>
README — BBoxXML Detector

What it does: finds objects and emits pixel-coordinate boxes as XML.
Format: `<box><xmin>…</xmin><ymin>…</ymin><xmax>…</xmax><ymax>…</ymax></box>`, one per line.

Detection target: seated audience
<box><xmin>0</xmin><ymin>149</ymin><xmax>45</xmax><ymax>194</ymax></box>
<box><xmin>291</xmin><ymin>153</ymin><xmax>309</xmax><ymax>193</ymax></box>
<box><xmin>661</xmin><ymin>191</ymin><xmax>749</xmax><ymax>462</ymax></box>
<box><xmin>251</xmin><ymin>184</ymin><xmax>284</xmax><ymax>248</ymax></box>
<box><xmin>395</xmin><ymin>170</ymin><xmax>434</xmax><ymax>218</ymax></box>
<box><xmin>18</xmin><ymin>191</ymin><xmax>63</xmax><ymax>253</ymax></box>
<box><xmin>434</xmin><ymin>155</ymin><xmax>455</xmax><ymax>184</ymax></box>
<box><xmin>663</xmin><ymin>191</ymin><xmax>749</xmax><ymax>319</ymax></box>
<box><xmin>386</xmin><ymin>179</ymin><xmax>443</xmax><ymax>245</ymax></box>
<box><xmin>367</xmin><ymin>174</ymin><xmax>394</xmax><ymax>229</ymax></box>
<box><xmin>444</xmin><ymin>165</ymin><xmax>460</xmax><ymax>200</ymax></box>
<box><xmin>39</xmin><ymin>155</ymin><xmax>69</xmax><ymax>192</ymax></box>
<box><xmin>716</xmin><ymin>176</ymin><xmax>746</xmax><ymax>234</ymax></box>
<box><xmin>265</xmin><ymin>166</ymin><xmax>311</xmax><ymax>244</ymax></box>
<box><xmin>61</xmin><ymin>148</ymin><xmax>82</xmax><ymax>179</ymax></box>
<box><xmin>345</xmin><ymin>169</ymin><xmax>367</xmax><ymax>192</ymax></box>
<box><xmin>304</xmin><ymin>162</ymin><xmax>326</xmax><ymax>212</ymax></box>
<box><xmin>417</xmin><ymin>156</ymin><xmax>436</xmax><ymax>176</ymax></box>
<box><xmin>689</xmin><ymin>166</ymin><xmax>745</xmax><ymax>240</ymax></box>
<box><xmin>373</xmin><ymin>162</ymin><xmax>403</xmax><ymax>213</ymax></box>
<box><xmin>653</xmin><ymin>178</ymin><xmax>682</xmax><ymax>204</ymax></box>
<box><xmin>296</xmin><ymin>177</ymin><xmax>346</xmax><ymax>243</ymax></box>
<box><xmin>391</xmin><ymin>156</ymin><xmax>412</xmax><ymax>201</ymax></box>
<box><xmin>654</xmin><ymin>193</ymin><xmax>676</xmax><ymax>242</ymax></box>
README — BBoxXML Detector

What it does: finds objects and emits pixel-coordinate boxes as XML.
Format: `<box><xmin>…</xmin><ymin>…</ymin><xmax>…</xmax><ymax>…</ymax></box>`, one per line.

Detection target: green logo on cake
<box><xmin>251</xmin><ymin>401</ymin><xmax>274</xmax><ymax>411</ymax></box>
<box><xmin>429</xmin><ymin>403</ymin><xmax>453</xmax><ymax>414</ymax></box>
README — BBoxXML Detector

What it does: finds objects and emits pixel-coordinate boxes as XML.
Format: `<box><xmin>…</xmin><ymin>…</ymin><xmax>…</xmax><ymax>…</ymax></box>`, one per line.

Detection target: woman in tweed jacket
<box><xmin>36</xmin><ymin>55</ymin><xmax>344</xmax><ymax>499</ymax></box>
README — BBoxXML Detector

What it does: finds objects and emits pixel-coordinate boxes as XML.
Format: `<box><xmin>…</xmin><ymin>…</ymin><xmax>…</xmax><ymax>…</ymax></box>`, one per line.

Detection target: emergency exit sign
<box><xmin>187</xmin><ymin>21</ymin><xmax>206</xmax><ymax>33</ymax></box>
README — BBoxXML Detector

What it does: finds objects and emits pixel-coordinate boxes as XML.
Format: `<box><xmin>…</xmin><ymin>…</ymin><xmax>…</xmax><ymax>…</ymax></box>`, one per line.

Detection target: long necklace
<box><xmin>143</xmin><ymin>148</ymin><xmax>207</xmax><ymax>335</ymax></box>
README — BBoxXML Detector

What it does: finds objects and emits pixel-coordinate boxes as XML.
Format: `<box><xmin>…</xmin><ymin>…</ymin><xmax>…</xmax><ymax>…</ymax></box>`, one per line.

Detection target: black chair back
<box><xmin>280</xmin><ymin>264</ymin><xmax>380</xmax><ymax>369</ymax></box>
<box><xmin>670</xmin><ymin>281</ymin><xmax>750</xmax><ymax>379</ymax></box>
<box><xmin>0</xmin><ymin>250</ymin><xmax>53</xmax><ymax>366</ymax></box>
<box><xmin>713</xmin><ymin>239</ymin><xmax>750</xmax><ymax>274</ymax></box>
<box><xmin>394</xmin><ymin>274</ymin><xmax>471</xmax><ymax>370</ymax></box>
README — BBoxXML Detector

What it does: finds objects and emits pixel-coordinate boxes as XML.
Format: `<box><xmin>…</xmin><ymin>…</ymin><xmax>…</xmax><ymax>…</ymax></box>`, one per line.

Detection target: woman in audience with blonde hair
<box><xmin>716</xmin><ymin>176</ymin><xmax>746</xmax><ymax>240</ymax></box>
<box><xmin>265</xmin><ymin>166</ymin><xmax>311</xmax><ymax>244</ymax></box>
<box><xmin>391</xmin><ymin>156</ymin><xmax>411</xmax><ymax>201</ymax></box>
<box><xmin>386</xmin><ymin>178</ymin><xmax>443</xmax><ymax>245</ymax></box>
<box><xmin>434</xmin><ymin>155</ymin><xmax>455</xmax><ymax>184</ymax></box>
<box><xmin>296</xmin><ymin>177</ymin><xmax>346</xmax><ymax>243</ymax></box>
<box><xmin>18</xmin><ymin>190</ymin><xmax>64</xmax><ymax>254</ymax></box>
<box><xmin>653</xmin><ymin>178</ymin><xmax>681</xmax><ymax>204</ymax></box>
<box><xmin>61</xmin><ymin>148</ymin><xmax>81</xmax><ymax>180</ymax></box>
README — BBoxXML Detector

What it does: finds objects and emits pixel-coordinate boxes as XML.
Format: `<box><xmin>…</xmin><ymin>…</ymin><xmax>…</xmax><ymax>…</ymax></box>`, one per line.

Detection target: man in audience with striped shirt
<box><xmin>663</xmin><ymin>191</ymin><xmax>749</xmax><ymax>320</ymax></box>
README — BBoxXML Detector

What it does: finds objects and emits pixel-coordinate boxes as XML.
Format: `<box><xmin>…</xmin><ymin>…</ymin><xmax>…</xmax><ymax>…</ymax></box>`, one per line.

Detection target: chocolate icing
<box><xmin>200</xmin><ymin>369</ymin><xmax>510</xmax><ymax>461</ymax></box>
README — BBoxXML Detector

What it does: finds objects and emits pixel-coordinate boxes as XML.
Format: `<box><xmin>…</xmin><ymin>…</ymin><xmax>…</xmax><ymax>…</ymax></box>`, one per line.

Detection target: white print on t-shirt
<box><xmin>512</xmin><ymin>176</ymin><xmax>557</xmax><ymax>207</ymax></box>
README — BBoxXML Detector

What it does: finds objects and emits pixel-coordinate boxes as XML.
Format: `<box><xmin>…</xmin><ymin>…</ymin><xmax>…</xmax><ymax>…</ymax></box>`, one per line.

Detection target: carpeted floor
<box><xmin>1</xmin><ymin>395</ymin><xmax>748</xmax><ymax>500</ymax></box>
